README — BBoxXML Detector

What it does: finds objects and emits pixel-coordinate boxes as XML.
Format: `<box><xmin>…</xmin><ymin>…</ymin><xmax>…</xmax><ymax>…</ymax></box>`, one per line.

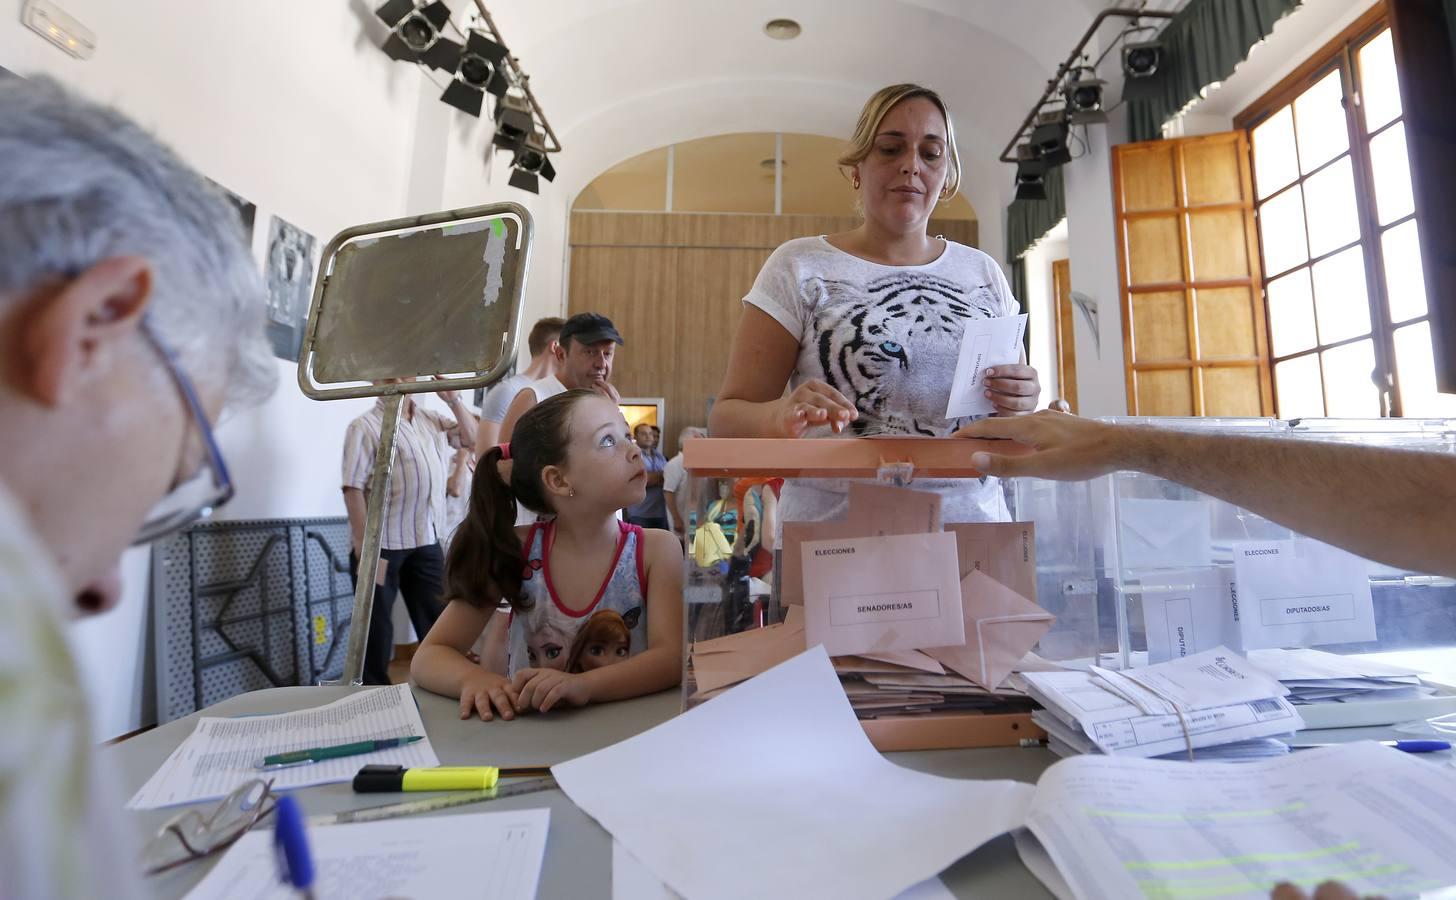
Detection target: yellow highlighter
<box><xmin>352</xmin><ymin>764</ymin><xmax>551</xmax><ymax>793</ymax></box>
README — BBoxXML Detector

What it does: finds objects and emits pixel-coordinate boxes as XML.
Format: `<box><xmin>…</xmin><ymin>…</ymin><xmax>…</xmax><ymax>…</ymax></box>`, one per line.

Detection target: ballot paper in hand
<box><xmin>924</xmin><ymin>570</ymin><xmax>1054</xmax><ymax>690</ymax></box>
<box><xmin>556</xmin><ymin>647</ymin><xmax>1035</xmax><ymax>900</ymax></box>
<box><xmin>945</xmin><ymin>313</ymin><xmax>1028</xmax><ymax>418</ymax></box>
<box><xmin>801</xmin><ymin>531</ymin><xmax>965</xmax><ymax>657</ymax></box>
<box><xmin>1138</xmin><ymin>567</ymin><xmax>1239</xmax><ymax>663</ymax></box>
<box><xmin>1232</xmin><ymin>540</ymin><xmax>1376</xmax><ymax>649</ymax></box>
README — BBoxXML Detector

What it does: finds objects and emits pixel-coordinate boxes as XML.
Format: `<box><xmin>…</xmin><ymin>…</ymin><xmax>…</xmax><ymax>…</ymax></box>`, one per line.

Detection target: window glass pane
<box><xmin>1394</xmin><ymin>321</ymin><xmax>1456</xmax><ymax>417</ymax></box>
<box><xmin>1321</xmin><ymin>339</ymin><xmax>1381</xmax><ymax>417</ymax></box>
<box><xmin>1257</xmin><ymin>186</ymin><xmax>1308</xmax><ymax>277</ymax></box>
<box><xmin>1382</xmin><ymin>218</ymin><xmax>1428</xmax><ymax>323</ymax></box>
<box><xmin>1251</xmin><ymin>107</ymin><xmax>1299</xmax><ymax>199</ymax></box>
<box><xmin>1310</xmin><ymin>246</ymin><xmax>1371</xmax><ymax>345</ymax></box>
<box><xmin>1275</xmin><ymin>354</ymin><xmax>1324</xmax><ymax>419</ymax></box>
<box><xmin>1294</xmin><ymin>70</ymin><xmax>1350</xmax><ymax>173</ymax></box>
<box><xmin>1368</xmin><ymin>122</ymin><xmax>1414</xmax><ymax>226</ymax></box>
<box><xmin>1358</xmin><ymin>30</ymin><xmax>1402</xmax><ymax>132</ymax></box>
<box><xmin>1302</xmin><ymin>156</ymin><xmax>1360</xmax><ymax>258</ymax></box>
<box><xmin>1266</xmin><ymin>269</ymin><xmax>1317</xmax><ymax>357</ymax></box>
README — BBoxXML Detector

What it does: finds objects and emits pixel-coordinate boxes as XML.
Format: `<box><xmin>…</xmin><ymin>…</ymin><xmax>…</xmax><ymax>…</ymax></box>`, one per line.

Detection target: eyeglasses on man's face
<box><xmin>132</xmin><ymin>318</ymin><xmax>234</xmax><ymax>546</ymax></box>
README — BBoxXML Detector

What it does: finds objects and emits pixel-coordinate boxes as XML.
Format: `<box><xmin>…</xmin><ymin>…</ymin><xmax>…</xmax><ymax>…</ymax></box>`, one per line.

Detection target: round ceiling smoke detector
<box><xmin>764</xmin><ymin>18</ymin><xmax>801</xmax><ymax>40</ymax></box>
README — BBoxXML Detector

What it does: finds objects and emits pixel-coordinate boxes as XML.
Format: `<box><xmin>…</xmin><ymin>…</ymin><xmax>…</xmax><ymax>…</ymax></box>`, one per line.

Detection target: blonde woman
<box><xmin>710</xmin><ymin>83</ymin><xmax>1041</xmax><ymax>524</ymax></box>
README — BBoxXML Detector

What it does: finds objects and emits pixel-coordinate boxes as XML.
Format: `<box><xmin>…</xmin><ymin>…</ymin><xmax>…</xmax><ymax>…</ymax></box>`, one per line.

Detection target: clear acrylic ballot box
<box><xmin>1010</xmin><ymin>415</ymin><xmax>1456</xmax><ymax>728</ymax></box>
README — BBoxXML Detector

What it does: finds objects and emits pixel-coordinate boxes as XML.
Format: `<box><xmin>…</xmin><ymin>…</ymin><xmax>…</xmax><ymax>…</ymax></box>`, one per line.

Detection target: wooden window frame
<box><xmin>1234</xmin><ymin>3</ymin><xmax>1428</xmax><ymax>418</ymax></box>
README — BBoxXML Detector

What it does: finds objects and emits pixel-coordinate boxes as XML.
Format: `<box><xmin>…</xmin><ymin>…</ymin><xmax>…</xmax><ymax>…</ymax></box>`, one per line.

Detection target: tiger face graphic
<box><xmin>808</xmin><ymin>272</ymin><xmax>1002</xmax><ymax>436</ymax></box>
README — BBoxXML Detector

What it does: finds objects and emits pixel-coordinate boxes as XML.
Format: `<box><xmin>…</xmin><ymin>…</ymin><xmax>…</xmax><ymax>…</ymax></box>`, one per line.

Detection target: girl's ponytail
<box><xmin>444</xmin><ymin>445</ymin><xmax>528</xmax><ymax>610</ymax></box>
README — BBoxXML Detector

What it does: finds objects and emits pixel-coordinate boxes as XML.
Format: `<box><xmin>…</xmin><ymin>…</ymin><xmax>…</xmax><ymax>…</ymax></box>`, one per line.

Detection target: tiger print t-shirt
<box><xmin>744</xmin><ymin>235</ymin><xmax>1021</xmax><ymax>527</ymax></box>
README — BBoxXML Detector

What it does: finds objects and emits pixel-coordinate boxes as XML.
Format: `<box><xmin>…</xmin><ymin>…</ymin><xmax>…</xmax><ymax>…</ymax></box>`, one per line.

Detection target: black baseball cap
<box><xmin>559</xmin><ymin>312</ymin><xmax>624</xmax><ymax>347</ymax></box>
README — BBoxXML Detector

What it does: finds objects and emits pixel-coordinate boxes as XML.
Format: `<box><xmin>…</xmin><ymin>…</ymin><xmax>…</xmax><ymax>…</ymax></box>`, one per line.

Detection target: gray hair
<box><xmin>0</xmin><ymin>76</ymin><xmax>276</xmax><ymax>414</ymax></box>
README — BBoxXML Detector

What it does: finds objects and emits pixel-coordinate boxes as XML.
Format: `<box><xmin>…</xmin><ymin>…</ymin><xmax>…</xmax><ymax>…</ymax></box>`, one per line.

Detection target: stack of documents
<box><xmin>687</xmin><ymin>484</ymin><xmax>1054</xmax><ymax>721</ymax></box>
<box><xmin>1018</xmin><ymin>647</ymin><xmax>1303</xmax><ymax>761</ymax></box>
<box><xmin>129</xmin><ymin>683</ymin><xmax>439</xmax><ymax>809</ymax></box>
<box><xmin>1247</xmin><ymin>647</ymin><xmax>1431</xmax><ymax>704</ymax></box>
<box><xmin>574</xmin><ymin>647</ymin><xmax>1456</xmax><ymax>900</ymax></box>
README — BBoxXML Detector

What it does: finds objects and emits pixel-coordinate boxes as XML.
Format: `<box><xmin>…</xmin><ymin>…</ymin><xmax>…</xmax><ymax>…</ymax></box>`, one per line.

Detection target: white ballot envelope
<box><xmin>801</xmin><ymin>531</ymin><xmax>965</xmax><ymax>657</ymax></box>
<box><xmin>1233</xmin><ymin>540</ymin><xmax>1377</xmax><ymax>649</ymax></box>
<box><xmin>945</xmin><ymin>313</ymin><xmax>1028</xmax><ymax>419</ymax></box>
<box><xmin>1138</xmin><ymin>567</ymin><xmax>1239</xmax><ymax>663</ymax></box>
<box><xmin>1117</xmin><ymin>498</ymin><xmax>1213</xmax><ymax>571</ymax></box>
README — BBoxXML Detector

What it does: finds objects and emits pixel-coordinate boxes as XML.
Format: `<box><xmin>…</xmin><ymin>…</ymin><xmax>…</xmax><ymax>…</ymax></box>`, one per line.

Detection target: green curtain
<box><xmin>1127</xmin><ymin>0</ymin><xmax>1303</xmax><ymax>142</ymax></box>
<box><xmin>1005</xmin><ymin>165</ymin><xmax>1066</xmax><ymax>267</ymax></box>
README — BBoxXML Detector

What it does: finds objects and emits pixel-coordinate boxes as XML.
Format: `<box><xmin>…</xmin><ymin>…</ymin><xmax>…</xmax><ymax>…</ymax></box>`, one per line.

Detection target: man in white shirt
<box><xmin>663</xmin><ymin>426</ymin><xmax>707</xmax><ymax>541</ymax></box>
<box><xmin>0</xmin><ymin>77</ymin><xmax>277</xmax><ymax>898</ymax></box>
<box><xmin>499</xmin><ymin>312</ymin><xmax>624</xmax><ymax>442</ymax></box>
<box><xmin>475</xmin><ymin>316</ymin><xmax>562</xmax><ymax>455</ymax></box>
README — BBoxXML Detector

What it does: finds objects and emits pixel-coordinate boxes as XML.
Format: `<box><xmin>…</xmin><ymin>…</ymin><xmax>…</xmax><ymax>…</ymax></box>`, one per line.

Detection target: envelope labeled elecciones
<box><xmin>801</xmin><ymin>531</ymin><xmax>965</xmax><ymax>657</ymax></box>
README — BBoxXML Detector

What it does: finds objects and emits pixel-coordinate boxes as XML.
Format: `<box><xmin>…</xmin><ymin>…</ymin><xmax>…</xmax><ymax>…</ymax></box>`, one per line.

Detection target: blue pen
<box><xmin>274</xmin><ymin>795</ymin><xmax>316</xmax><ymax>900</ymax></box>
<box><xmin>1291</xmin><ymin>739</ymin><xmax>1452</xmax><ymax>753</ymax></box>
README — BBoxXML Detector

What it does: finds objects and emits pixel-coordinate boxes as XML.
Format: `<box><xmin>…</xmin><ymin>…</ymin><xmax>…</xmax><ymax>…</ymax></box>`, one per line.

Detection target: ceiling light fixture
<box><xmin>764</xmin><ymin>18</ymin><xmax>801</xmax><ymax>40</ymax></box>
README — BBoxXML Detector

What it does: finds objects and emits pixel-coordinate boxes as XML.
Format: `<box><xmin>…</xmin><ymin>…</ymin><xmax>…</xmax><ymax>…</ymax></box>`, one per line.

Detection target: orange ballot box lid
<box><xmin>681</xmin><ymin>436</ymin><xmax>1028</xmax><ymax>479</ymax></box>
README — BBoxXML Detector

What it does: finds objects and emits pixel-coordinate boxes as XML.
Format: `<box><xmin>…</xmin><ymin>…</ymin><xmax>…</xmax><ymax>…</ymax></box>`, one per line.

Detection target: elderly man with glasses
<box><xmin>0</xmin><ymin>77</ymin><xmax>276</xmax><ymax>898</ymax></box>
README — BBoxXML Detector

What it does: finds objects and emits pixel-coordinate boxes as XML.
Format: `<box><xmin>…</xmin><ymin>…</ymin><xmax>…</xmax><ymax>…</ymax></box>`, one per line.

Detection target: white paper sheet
<box><xmin>1232</xmin><ymin>540</ymin><xmax>1377</xmax><ymax>649</ymax></box>
<box><xmin>1116</xmin><ymin>499</ymin><xmax>1213</xmax><ymax>571</ymax></box>
<box><xmin>611</xmin><ymin>840</ymin><xmax>955</xmax><ymax>900</ymax></box>
<box><xmin>1138</xmin><ymin>567</ymin><xmax>1240</xmax><ymax>663</ymax></box>
<box><xmin>1096</xmin><ymin>646</ymin><xmax>1289</xmax><ymax>715</ymax></box>
<box><xmin>1020</xmin><ymin>670</ymin><xmax>1303</xmax><ymax>758</ymax></box>
<box><xmin>556</xmin><ymin>647</ymin><xmax>1035</xmax><ymax>900</ymax></box>
<box><xmin>128</xmin><ymin>683</ymin><xmax>439</xmax><ymax>809</ymax></box>
<box><xmin>184</xmin><ymin>807</ymin><xmax>549</xmax><ymax>900</ymax></box>
<box><xmin>945</xmin><ymin>313</ymin><xmax>1028</xmax><ymax>418</ymax></box>
<box><xmin>1025</xmin><ymin>743</ymin><xmax>1456</xmax><ymax>899</ymax></box>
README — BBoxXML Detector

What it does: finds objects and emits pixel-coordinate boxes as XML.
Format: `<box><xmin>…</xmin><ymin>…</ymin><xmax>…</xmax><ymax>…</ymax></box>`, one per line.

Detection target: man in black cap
<box><xmin>499</xmin><ymin>311</ymin><xmax>624</xmax><ymax>444</ymax></box>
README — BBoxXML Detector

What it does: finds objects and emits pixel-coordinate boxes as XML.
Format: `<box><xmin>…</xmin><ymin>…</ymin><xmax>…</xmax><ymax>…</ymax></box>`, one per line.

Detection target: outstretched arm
<box><xmin>957</xmin><ymin>410</ymin><xmax>1456</xmax><ymax>578</ymax></box>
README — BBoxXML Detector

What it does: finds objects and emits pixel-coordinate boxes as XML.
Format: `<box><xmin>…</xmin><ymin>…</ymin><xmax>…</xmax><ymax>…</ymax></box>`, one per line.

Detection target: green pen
<box><xmin>257</xmin><ymin>736</ymin><xmax>425</xmax><ymax>770</ymax></box>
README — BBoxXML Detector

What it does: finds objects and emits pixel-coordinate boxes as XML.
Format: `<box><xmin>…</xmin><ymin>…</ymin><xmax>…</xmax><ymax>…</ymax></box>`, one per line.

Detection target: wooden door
<box><xmin>1052</xmin><ymin>258</ymin><xmax>1078</xmax><ymax>413</ymax></box>
<box><xmin>1112</xmin><ymin>132</ymin><xmax>1273</xmax><ymax>416</ymax></box>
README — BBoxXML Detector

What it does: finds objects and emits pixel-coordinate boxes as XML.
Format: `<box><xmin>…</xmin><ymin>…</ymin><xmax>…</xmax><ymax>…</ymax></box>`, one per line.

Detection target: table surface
<box><xmin>106</xmin><ymin>684</ymin><xmax>1410</xmax><ymax>900</ymax></box>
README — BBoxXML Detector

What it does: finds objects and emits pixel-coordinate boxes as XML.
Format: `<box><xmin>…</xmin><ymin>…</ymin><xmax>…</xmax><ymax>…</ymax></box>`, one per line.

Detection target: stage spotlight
<box><xmin>375</xmin><ymin>0</ymin><xmax>461</xmax><ymax>71</ymax></box>
<box><xmin>507</xmin><ymin>138</ymin><xmax>556</xmax><ymax>194</ymax></box>
<box><xmin>1122</xmin><ymin>40</ymin><xmax>1162</xmax><ymax>78</ymax></box>
<box><xmin>1065</xmin><ymin>74</ymin><xmax>1107</xmax><ymax>125</ymax></box>
<box><xmin>1013</xmin><ymin>144</ymin><xmax>1049</xmax><ymax>201</ymax></box>
<box><xmin>493</xmin><ymin>92</ymin><xmax>534</xmax><ymax>153</ymax></box>
<box><xmin>1030</xmin><ymin>112</ymin><xmax>1072</xmax><ymax>167</ymax></box>
<box><xmin>440</xmin><ymin>30</ymin><xmax>510</xmax><ymax>117</ymax></box>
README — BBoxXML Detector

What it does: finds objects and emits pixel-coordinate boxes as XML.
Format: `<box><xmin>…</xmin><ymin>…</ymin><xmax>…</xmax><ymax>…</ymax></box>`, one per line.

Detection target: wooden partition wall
<box><xmin>567</xmin><ymin>211</ymin><xmax>979</xmax><ymax>455</ymax></box>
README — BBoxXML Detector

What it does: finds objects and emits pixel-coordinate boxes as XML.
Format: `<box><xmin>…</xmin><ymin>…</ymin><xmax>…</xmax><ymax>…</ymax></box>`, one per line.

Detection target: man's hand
<box><xmin>772</xmin><ymin>379</ymin><xmax>858</xmax><ymax>437</ymax></box>
<box><xmin>984</xmin><ymin>364</ymin><xmax>1041</xmax><ymax>416</ymax></box>
<box><xmin>511</xmin><ymin>667</ymin><xmax>592</xmax><ymax>713</ymax></box>
<box><xmin>953</xmin><ymin>409</ymin><xmax>1137</xmax><ymax>481</ymax></box>
<box><xmin>591</xmin><ymin>379</ymin><xmax>621</xmax><ymax>404</ymax></box>
<box><xmin>458</xmin><ymin>670</ymin><xmax>519</xmax><ymax>722</ymax></box>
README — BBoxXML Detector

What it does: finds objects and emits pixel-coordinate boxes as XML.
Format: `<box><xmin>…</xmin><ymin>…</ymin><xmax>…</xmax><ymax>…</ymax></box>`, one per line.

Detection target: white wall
<box><xmin>1063</xmin><ymin>121</ymin><xmax>1130</xmax><ymax>416</ymax></box>
<box><xmin>1023</xmin><ymin>221</ymin><xmax>1068</xmax><ymax>406</ymax></box>
<box><xmin>0</xmin><ymin>0</ymin><xmax>432</xmax><ymax>739</ymax></box>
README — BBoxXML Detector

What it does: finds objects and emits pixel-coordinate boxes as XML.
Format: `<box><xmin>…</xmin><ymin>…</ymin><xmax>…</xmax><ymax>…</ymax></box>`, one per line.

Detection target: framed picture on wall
<box><xmin>264</xmin><ymin>214</ymin><xmax>318</xmax><ymax>362</ymax></box>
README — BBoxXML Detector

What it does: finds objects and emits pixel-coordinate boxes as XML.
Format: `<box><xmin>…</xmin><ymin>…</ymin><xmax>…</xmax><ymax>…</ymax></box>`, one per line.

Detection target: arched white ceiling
<box><xmin>472</xmin><ymin>0</ymin><xmax>1112</xmax><ymax>202</ymax></box>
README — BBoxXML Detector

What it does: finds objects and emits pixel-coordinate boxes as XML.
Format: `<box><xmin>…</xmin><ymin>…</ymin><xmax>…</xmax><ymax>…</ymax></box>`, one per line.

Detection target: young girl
<box><xmin>412</xmin><ymin>389</ymin><xmax>684</xmax><ymax>719</ymax></box>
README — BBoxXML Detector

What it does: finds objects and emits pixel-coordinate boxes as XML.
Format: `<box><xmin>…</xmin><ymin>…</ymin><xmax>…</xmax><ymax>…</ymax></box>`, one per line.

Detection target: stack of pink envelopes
<box><xmin>685</xmin><ymin>483</ymin><xmax>1058</xmax><ymax>723</ymax></box>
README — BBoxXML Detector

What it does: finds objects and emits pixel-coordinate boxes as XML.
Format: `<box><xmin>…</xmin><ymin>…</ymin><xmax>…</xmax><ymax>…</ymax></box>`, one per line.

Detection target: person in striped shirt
<box><xmin>342</xmin><ymin>380</ymin><xmax>477</xmax><ymax>684</ymax></box>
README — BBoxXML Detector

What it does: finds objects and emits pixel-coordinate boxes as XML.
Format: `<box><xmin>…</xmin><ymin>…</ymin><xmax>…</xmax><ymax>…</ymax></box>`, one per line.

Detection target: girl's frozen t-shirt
<box><xmin>744</xmin><ymin>236</ymin><xmax>1023</xmax><ymax>527</ymax></box>
<box><xmin>506</xmin><ymin>519</ymin><xmax>650</xmax><ymax>677</ymax></box>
